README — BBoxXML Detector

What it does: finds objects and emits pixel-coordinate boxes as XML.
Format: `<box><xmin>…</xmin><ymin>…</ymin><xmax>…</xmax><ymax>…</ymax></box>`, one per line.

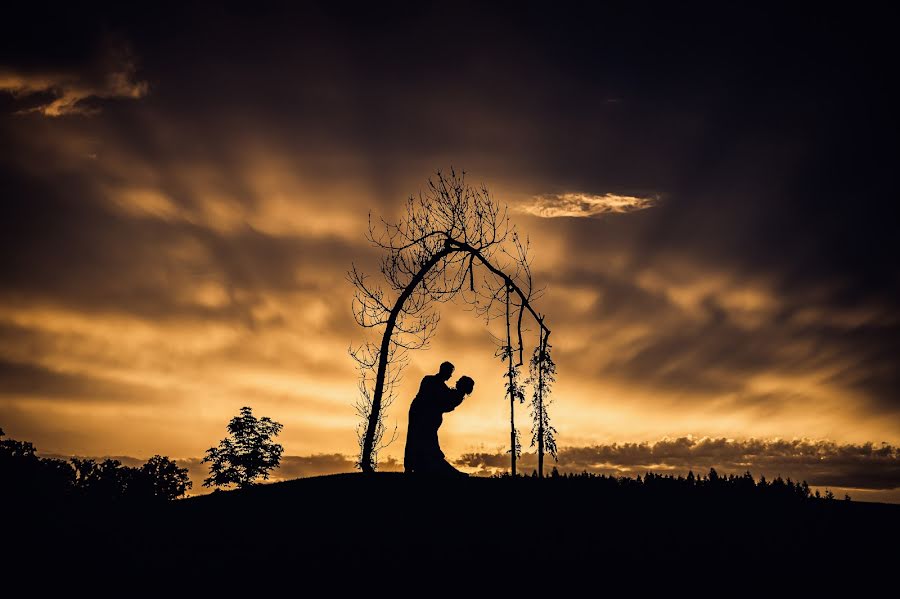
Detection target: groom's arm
<box><xmin>437</xmin><ymin>387</ymin><xmax>465</xmax><ymax>413</ymax></box>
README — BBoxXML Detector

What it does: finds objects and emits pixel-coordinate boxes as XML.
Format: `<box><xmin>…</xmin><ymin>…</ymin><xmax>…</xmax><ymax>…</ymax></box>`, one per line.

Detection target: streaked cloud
<box><xmin>0</xmin><ymin>46</ymin><xmax>147</xmax><ymax>116</ymax></box>
<box><xmin>520</xmin><ymin>192</ymin><xmax>657</xmax><ymax>218</ymax></box>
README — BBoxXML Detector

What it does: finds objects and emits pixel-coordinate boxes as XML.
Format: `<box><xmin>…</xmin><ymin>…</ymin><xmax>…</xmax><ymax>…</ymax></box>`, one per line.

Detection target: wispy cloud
<box><xmin>519</xmin><ymin>192</ymin><xmax>657</xmax><ymax>218</ymax></box>
<box><xmin>0</xmin><ymin>49</ymin><xmax>147</xmax><ymax>116</ymax></box>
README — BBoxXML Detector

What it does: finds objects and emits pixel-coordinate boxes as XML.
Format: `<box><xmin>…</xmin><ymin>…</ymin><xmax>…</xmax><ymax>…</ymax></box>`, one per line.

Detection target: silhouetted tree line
<box><xmin>1</xmin><ymin>427</ymin><xmax>191</xmax><ymax>503</ymax></box>
<box><xmin>501</xmin><ymin>466</ymin><xmax>848</xmax><ymax>501</ymax></box>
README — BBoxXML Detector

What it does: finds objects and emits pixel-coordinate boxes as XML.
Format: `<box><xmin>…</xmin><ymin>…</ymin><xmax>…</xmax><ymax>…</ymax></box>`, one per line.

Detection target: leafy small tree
<box><xmin>202</xmin><ymin>406</ymin><xmax>284</xmax><ymax>489</ymax></box>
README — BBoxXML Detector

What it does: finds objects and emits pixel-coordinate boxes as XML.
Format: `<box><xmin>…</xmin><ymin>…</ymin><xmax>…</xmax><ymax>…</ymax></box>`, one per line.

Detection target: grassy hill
<box><xmin>8</xmin><ymin>472</ymin><xmax>899</xmax><ymax>583</ymax></box>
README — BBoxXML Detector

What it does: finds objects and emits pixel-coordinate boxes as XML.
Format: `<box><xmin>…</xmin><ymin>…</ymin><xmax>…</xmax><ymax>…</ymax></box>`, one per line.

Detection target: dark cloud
<box><xmin>0</xmin><ymin>61</ymin><xmax>147</xmax><ymax>117</ymax></box>
<box><xmin>0</xmin><ymin>161</ymin><xmax>363</xmax><ymax>326</ymax></box>
<box><xmin>534</xmin><ymin>238</ymin><xmax>900</xmax><ymax>416</ymax></box>
<box><xmin>0</xmin><ymin>25</ymin><xmax>147</xmax><ymax>117</ymax></box>
<box><xmin>0</xmin><ymin>357</ymin><xmax>158</xmax><ymax>403</ymax></box>
<box><xmin>456</xmin><ymin>437</ymin><xmax>900</xmax><ymax>490</ymax></box>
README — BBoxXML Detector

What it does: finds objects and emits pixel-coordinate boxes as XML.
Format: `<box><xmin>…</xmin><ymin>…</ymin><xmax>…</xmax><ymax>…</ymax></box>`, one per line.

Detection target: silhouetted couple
<box><xmin>404</xmin><ymin>361</ymin><xmax>474</xmax><ymax>477</ymax></box>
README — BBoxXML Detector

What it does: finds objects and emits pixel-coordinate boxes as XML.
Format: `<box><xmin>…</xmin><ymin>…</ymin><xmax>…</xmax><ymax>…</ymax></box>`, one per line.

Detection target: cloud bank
<box><xmin>456</xmin><ymin>437</ymin><xmax>900</xmax><ymax>490</ymax></box>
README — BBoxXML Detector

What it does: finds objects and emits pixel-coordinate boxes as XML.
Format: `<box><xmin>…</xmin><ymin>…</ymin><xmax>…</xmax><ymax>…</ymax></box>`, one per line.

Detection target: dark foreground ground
<box><xmin>6</xmin><ymin>473</ymin><xmax>899</xmax><ymax>587</ymax></box>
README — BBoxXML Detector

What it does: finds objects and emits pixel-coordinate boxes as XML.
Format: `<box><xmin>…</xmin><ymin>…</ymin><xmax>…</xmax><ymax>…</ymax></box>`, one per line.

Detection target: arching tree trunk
<box><xmin>361</xmin><ymin>247</ymin><xmax>451</xmax><ymax>473</ymax></box>
<box><xmin>506</xmin><ymin>286</ymin><xmax>516</xmax><ymax>477</ymax></box>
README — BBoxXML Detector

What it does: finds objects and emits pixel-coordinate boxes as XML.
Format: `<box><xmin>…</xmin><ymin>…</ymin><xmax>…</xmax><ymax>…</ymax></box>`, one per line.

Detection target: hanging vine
<box><xmin>528</xmin><ymin>327</ymin><xmax>558</xmax><ymax>477</ymax></box>
<box><xmin>498</xmin><ymin>285</ymin><xmax>526</xmax><ymax>473</ymax></box>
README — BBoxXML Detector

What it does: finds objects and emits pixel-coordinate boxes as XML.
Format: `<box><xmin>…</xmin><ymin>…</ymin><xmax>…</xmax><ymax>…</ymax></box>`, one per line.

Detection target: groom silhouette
<box><xmin>404</xmin><ymin>361</ymin><xmax>474</xmax><ymax>476</ymax></box>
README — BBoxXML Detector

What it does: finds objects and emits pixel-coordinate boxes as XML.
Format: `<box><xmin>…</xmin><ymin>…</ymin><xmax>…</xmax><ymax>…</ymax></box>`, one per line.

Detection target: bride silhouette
<box><xmin>404</xmin><ymin>361</ymin><xmax>475</xmax><ymax>477</ymax></box>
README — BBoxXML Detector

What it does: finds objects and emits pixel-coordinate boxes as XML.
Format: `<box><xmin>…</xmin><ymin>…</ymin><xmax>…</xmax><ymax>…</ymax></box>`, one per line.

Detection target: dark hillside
<box><xmin>8</xmin><ymin>472</ymin><xmax>898</xmax><ymax>583</ymax></box>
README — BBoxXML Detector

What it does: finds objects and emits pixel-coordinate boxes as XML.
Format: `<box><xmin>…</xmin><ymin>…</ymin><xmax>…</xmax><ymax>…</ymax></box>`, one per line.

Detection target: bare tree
<box><xmin>348</xmin><ymin>169</ymin><xmax>551</xmax><ymax>472</ymax></box>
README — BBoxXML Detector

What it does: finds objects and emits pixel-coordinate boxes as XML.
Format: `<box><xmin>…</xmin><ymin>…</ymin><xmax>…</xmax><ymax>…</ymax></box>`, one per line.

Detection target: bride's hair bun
<box><xmin>457</xmin><ymin>375</ymin><xmax>475</xmax><ymax>394</ymax></box>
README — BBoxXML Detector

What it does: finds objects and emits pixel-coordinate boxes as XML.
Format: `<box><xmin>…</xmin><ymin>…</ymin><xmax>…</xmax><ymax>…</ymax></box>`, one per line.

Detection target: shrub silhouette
<box><xmin>487</xmin><ymin>467</ymin><xmax>841</xmax><ymax>501</ymax></box>
<box><xmin>140</xmin><ymin>455</ymin><xmax>192</xmax><ymax>500</ymax></box>
<box><xmin>1</xmin><ymin>427</ymin><xmax>190</xmax><ymax>502</ymax></box>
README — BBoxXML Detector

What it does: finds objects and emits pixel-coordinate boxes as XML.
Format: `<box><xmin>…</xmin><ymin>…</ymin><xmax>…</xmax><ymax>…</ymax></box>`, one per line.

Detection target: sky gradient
<box><xmin>1</xmin><ymin>4</ymin><xmax>897</xmax><ymax>500</ymax></box>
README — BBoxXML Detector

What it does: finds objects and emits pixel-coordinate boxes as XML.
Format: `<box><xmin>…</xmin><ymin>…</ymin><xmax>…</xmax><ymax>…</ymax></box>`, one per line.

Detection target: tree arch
<box><xmin>349</xmin><ymin>169</ymin><xmax>553</xmax><ymax>473</ymax></box>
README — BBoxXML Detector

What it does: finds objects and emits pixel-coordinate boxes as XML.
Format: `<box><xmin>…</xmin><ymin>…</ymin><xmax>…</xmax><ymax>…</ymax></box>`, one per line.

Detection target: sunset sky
<box><xmin>2</xmin><ymin>5</ymin><xmax>897</xmax><ymax>500</ymax></box>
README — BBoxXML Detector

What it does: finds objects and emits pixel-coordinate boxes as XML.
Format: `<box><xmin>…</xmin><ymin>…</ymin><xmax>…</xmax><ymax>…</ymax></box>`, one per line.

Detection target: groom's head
<box><xmin>438</xmin><ymin>361</ymin><xmax>455</xmax><ymax>381</ymax></box>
